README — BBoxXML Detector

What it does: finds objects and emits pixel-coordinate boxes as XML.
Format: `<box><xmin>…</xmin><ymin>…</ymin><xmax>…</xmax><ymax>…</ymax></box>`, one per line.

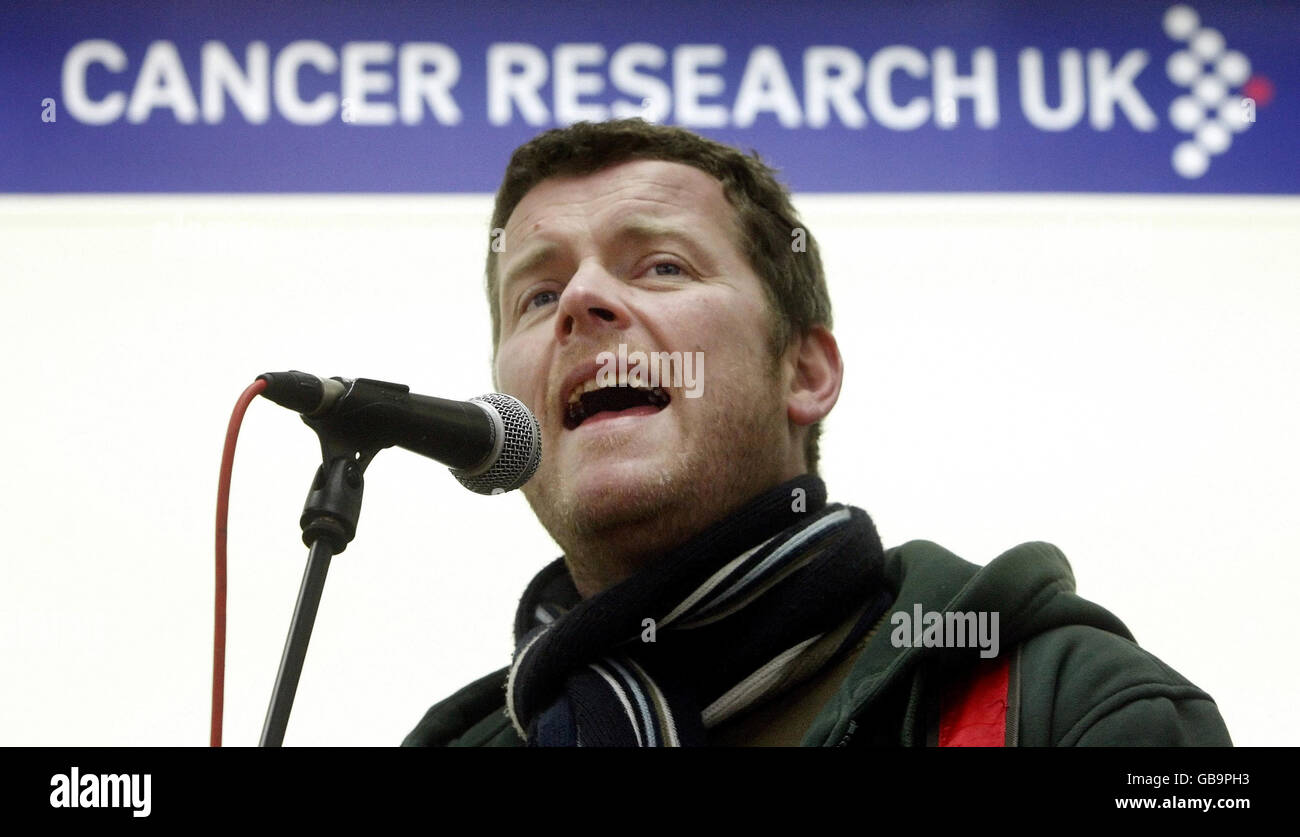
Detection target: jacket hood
<box><xmin>802</xmin><ymin>538</ymin><xmax>1134</xmax><ymax>746</ymax></box>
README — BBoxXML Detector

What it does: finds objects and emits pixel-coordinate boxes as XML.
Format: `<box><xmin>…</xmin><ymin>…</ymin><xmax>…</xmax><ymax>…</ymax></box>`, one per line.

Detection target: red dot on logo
<box><xmin>1241</xmin><ymin>75</ymin><xmax>1275</xmax><ymax>107</ymax></box>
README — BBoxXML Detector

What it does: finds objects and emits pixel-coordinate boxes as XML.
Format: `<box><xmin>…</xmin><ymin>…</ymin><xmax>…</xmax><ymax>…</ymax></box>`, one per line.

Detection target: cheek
<box><xmin>696</xmin><ymin>310</ymin><xmax>776</xmax><ymax>370</ymax></box>
<box><xmin>497</xmin><ymin>348</ymin><xmax>553</xmax><ymax>422</ymax></box>
<box><xmin>494</xmin><ymin>350</ymin><xmax>528</xmax><ymax>398</ymax></box>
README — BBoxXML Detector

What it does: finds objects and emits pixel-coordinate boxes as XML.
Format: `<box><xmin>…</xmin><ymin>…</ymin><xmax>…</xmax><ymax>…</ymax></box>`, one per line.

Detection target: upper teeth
<box><xmin>568</xmin><ymin>378</ymin><xmax>610</xmax><ymax>405</ymax></box>
<box><xmin>567</xmin><ymin>378</ymin><xmax>660</xmax><ymax>405</ymax></box>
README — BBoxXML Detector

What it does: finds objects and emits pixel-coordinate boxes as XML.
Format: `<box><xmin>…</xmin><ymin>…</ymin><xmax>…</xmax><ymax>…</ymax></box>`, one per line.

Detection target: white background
<box><xmin>1</xmin><ymin>192</ymin><xmax>1295</xmax><ymax>745</ymax></box>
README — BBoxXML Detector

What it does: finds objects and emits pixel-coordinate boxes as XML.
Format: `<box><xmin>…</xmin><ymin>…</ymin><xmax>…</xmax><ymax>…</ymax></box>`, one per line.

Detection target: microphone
<box><xmin>256</xmin><ymin>371</ymin><xmax>541</xmax><ymax>495</ymax></box>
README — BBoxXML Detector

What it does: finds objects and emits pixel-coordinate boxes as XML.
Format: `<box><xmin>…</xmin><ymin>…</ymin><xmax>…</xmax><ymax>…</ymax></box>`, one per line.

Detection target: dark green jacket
<box><xmin>403</xmin><ymin>539</ymin><xmax>1231</xmax><ymax>746</ymax></box>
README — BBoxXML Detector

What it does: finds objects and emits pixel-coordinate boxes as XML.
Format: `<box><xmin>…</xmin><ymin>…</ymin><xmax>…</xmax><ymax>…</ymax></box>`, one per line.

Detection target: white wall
<box><xmin>1</xmin><ymin>193</ymin><xmax>1294</xmax><ymax>745</ymax></box>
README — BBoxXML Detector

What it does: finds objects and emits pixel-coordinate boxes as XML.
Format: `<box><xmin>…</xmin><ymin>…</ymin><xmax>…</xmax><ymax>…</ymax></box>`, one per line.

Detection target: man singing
<box><xmin>404</xmin><ymin>119</ymin><xmax>1231</xmax><ymax>747</ymax></box>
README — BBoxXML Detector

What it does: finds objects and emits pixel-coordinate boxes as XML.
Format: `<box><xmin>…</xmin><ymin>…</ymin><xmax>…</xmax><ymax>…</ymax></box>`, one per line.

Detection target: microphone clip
<box><xmin>298</xmin><ymin>424</ymin><xmax>382</xmax><ymax>555</ymax></box>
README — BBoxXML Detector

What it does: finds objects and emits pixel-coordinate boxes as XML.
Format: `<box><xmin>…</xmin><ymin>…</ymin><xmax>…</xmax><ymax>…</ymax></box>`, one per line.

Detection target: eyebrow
<box><xmin>616</xmin><ymin>216</ymin><xmax>696</xmax><ymax>243</ymax></box>
<box><xmin>613</xmin><ymin>216</ymin><xmax>718</xmax><ymax>261</ymax></box>
<box><xmin>500</xmin><ymin>241</ymin><xmax>561</xmax><ymax>296</ymax></box>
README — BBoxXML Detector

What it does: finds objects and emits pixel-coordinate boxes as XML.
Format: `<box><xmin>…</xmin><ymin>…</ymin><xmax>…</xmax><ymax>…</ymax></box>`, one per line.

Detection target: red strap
<box><xmin>938</xmin><ymin>655</ymin><xmax>1010</xmax><ymax>747</ymax></box>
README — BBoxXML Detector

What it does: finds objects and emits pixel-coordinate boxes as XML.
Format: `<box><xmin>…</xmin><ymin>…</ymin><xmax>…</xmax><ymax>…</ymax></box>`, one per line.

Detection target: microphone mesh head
<box><xmin>452</xmin><ymin>393</ymin><xmax>541</xmax><ymax>495</ymax></box>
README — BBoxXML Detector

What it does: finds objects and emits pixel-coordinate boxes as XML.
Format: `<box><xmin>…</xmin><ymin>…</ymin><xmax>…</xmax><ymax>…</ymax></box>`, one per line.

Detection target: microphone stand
<box><xmin>259</xmin><ymin>429</ymin><xmax>379</xmax><ymax>747</ymax></box>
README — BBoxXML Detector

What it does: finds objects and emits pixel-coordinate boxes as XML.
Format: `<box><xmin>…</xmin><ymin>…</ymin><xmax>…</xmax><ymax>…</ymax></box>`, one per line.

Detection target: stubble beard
<box><xmin>522</xmin><ymin>363</ymin><xmax>793</xmax><ymax>597</ymax></box>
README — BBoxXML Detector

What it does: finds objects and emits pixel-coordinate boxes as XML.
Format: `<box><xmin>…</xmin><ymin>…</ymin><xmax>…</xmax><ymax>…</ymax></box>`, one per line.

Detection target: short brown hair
<box><xmin>485</xmin><ymin>118</ymin><xmax>832</xmax><ymax>473</ymax></box>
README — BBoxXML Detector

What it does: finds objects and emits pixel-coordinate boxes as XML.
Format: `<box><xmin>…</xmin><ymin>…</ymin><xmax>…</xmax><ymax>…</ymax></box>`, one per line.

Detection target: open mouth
<box><xmin>563</xmin><ymin>380</ymin><xmax>671</xmax><ymax>430</ymax></box>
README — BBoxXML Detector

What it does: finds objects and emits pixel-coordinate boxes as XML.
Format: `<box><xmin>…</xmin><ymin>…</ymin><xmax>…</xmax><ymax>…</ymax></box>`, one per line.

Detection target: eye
<box><xmin>643</xmin><ymin>259</ymin><xmax>690</xmax><ymax>278</ymax></box>
<box><xmin>523</xmin><ymin>288</ymin><xmax>559</xmax><ymax>311</ymax></box>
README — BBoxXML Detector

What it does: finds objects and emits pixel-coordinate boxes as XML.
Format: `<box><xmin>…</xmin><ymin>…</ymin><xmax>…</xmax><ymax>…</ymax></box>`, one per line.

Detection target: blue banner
<box><xmin>2</xmin><ymin>0</ymin><xmax>1295</xmax><ymax>192</ymax></box>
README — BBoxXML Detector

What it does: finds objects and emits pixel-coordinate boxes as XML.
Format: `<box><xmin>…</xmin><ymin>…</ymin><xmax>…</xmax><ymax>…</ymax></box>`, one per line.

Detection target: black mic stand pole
<box><xmin>259</xmin><ymin>432</ymin><xmax>379</xmax><ymax>747</ymax></box>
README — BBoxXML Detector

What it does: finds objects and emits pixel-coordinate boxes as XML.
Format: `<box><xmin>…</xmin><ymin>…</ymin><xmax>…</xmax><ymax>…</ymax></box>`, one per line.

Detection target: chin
<box><xmin>527</xmin><ymin>451</ymin><xmax>695</xmax><ymax>543</ymax></box>
<box><xmin>582</xmin><ymin>462</ymin><xmax>687</xmax><ymax>529</ymax></box>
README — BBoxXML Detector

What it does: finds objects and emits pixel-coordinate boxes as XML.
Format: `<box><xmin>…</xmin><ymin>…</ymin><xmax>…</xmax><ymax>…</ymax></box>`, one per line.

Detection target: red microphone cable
<box><xmin>212</xmin><ymin>378</ymin><xmax>267</xmax><ymax>747</ymax></box>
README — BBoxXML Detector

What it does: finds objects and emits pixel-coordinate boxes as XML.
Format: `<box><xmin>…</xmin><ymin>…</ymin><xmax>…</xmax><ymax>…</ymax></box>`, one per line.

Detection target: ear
<box><xmin>786</xmin><ymin>325</ymin><xmax>843</xmax><ymax>427</ymax></box>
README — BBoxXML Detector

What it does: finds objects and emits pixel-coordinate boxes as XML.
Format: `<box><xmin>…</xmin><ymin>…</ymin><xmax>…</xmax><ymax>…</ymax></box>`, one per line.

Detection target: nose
<box><xmin>554</xmin><ymin>259</ymin><xmax>631</xmax><ymax>343</ymax></box>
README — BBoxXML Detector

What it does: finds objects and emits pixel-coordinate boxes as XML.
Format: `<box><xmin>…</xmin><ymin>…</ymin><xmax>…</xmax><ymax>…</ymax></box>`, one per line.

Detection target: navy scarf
<box><xmin>506</xmin><ymin>475</ymin><xmax>890</xmax><ymax>746</ymax></box>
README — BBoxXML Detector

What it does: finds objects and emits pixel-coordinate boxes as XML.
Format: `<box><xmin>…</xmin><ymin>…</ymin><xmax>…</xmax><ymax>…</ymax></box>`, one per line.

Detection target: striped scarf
<box><xmin>506</xmin><ymin>475</ymin><xmax>890</xmax><ymax>746</ymax></box>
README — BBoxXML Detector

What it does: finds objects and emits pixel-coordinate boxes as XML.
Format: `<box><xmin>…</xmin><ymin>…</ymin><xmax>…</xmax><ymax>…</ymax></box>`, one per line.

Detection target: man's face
<box><xmin>493</xmin><ymin>160</ymin><xmax>804</xmax><ymax>585</ymax></box>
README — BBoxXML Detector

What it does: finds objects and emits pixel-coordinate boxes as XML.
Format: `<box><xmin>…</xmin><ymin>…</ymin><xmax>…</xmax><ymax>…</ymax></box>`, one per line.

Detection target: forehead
<box><xmin>502</xmin><ymin>159</ymin><xmax>741</xmax><ymax>250</ymax></box>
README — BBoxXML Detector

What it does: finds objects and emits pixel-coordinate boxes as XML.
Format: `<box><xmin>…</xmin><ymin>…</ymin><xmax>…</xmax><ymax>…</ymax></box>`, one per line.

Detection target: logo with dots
<box><xmin>1164</xmin><ymin>4</ymin><xmax>1274</xmax><ymax>179</ymax></box>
